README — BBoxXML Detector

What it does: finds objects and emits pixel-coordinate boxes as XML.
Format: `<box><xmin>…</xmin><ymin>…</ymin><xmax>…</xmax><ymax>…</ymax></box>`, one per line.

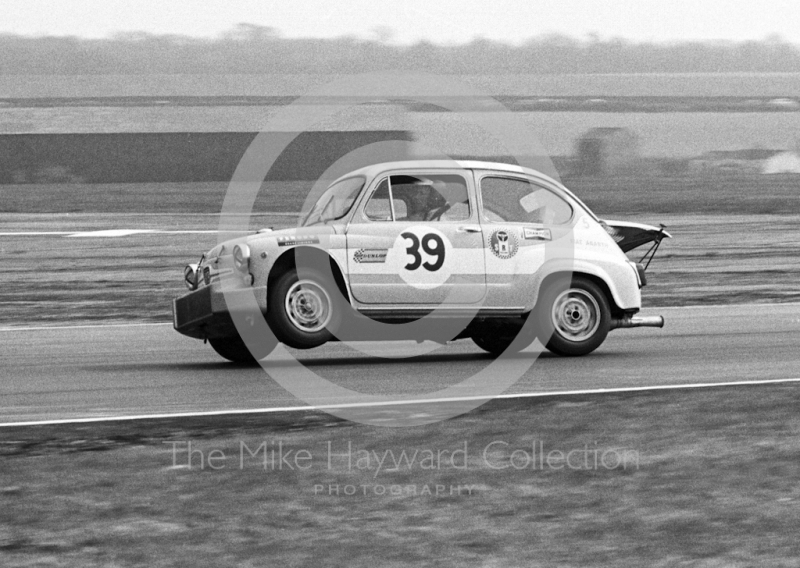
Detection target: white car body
<box><xmin>174</xmin><ymin>160</ymin><xmax>668</xmax><ymax>360</ymax></box>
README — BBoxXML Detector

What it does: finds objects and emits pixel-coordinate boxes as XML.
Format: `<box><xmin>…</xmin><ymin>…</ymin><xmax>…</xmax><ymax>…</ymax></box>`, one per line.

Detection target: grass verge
<box><xmin>3</xmin><ymin>174</ymin><xmax>800</xmax><ymax>216</ymax></box>
<box><xmin>2</xmin><ymin>383</ymin><xmax>800</xmax><ymax>566</ymax></box>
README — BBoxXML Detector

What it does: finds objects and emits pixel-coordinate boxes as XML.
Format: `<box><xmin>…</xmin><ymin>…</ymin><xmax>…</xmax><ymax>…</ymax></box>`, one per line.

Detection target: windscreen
<box><xmin>302</xmin><ymin>177</ymin><xmax>365</xmax><ymax>226</ymax></box>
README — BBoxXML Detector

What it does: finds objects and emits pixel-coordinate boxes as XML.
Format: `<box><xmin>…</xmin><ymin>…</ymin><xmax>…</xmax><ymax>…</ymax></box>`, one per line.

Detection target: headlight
<box><xmin>184</xmin><ymin>264</ymin><xmax>199</xmax><ymax>290</ymax></box>
<box><xmin>233</xmin><ymin>244</ymin><xmax>250</xmax><ymax>272</ymax></box>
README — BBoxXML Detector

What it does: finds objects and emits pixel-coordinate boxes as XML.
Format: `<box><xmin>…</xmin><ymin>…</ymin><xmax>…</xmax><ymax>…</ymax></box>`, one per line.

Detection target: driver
<box><xmin>405</xmin><ymin>186</ymin><xmax>433</xmax><ymax>221</ymax></box>
<box><xmin>404</xmin><ymin>179</ymin><xmax>446</xmax><ymax>221</ymax></box>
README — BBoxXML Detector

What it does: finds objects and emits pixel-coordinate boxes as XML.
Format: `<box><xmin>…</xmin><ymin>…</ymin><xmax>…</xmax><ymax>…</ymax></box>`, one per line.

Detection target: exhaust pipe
<box><xmin>611</xmin><ymin>315</ymin><xmax>665</xmax><ymax>329</ymax></box>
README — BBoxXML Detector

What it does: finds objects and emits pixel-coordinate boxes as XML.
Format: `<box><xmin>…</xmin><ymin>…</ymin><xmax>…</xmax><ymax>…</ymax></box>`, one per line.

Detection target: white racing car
<box><xmin>173</xmin><ymin>161</ymin><xmax>670</xmax><ymax>362</ymax></box>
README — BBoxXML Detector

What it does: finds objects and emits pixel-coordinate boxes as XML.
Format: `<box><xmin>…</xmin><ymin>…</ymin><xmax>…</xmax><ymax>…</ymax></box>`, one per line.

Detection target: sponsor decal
<box><xmin>489</xmin><ymin>229</ymin><xmax>518</xmax><ymax>259</ymax></box>
<box><xmin>276</xmin><ymin>235</ymin><xmax>320</xmax><ymax>247</ymax></box>
<box><xmin>393</xmin><ymin>226</ymin><xmax>453</xmax><ymax>289</ymax></box>
<box><xmin>523</xmin><ymin>227</ymin><xmax>552</xmax><ymax>241</ymax></box>
<box><xmin>354</xmin><ymin>248</ymin><xmax>388</xmax><ymax>263</ymax></box>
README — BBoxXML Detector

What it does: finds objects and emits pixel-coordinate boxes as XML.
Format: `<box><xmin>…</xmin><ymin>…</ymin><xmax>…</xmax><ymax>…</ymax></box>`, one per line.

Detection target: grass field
<box><xmin>2</xmin><ymin>383</ymin><xmax>800</xmax><ymax>566</ymax></box>
<box><xmin>3</xmin><ymin>175</ymin><xmax>800</xmax><ymax>216</ymax></box>
<box><xmin>0</xmin><ymin>181</ymin><xmax>313</xmax><ymax>214</ymax></box>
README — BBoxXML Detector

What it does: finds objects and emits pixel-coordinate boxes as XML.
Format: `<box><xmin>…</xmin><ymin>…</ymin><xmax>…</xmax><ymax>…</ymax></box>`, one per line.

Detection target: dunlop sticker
<box><xmin>354</xmin><ymin>249</ymin><xmax>388</xmax><ymax>263</ymax></box>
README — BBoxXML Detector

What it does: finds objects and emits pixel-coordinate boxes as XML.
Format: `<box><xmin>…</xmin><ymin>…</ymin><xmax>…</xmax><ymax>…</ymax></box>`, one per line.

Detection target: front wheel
<box><xmin>208</xmin><ymin>333</ymin><xmax>277</xmax><ymax>364</ymax></box>
<box><xmin>267</xmin><ymin>267</ymin><xmax>342</xmax><ymax>349</ymax></box>
<box><xmin>536</xmin><ymin>277</ymin><xmax>611</xmax><ymax>357</ymax></box>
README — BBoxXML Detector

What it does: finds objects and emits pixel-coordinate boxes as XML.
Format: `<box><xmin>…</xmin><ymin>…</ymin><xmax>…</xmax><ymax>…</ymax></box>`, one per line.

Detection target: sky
<box><xmin>3</xmin><ymin>0</ymin><xmax>800</xmax><ymax>44</ymax></box>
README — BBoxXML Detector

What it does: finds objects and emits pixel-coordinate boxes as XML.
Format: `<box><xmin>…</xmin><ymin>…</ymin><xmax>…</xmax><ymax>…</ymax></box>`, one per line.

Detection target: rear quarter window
<box><xmin>480</xmin><ymin>176</ymin><xmax>573</xmax><ymax>225</ymax></box>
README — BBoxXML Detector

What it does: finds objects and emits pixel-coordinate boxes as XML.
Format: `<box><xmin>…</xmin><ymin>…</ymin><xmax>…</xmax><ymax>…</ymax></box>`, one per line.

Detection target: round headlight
<box><xmin>184</xmin><ymin>264</ymin><xmax>199</xmax><ymax>290</ymax></box>
<box><xmin>233</xmin><ymin>244</ymin><xmax>251</xmax><ymax>272</ymax></box>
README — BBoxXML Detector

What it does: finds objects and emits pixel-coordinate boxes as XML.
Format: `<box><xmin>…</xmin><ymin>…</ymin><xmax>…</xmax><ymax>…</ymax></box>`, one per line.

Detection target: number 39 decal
<box><xmin>401</xmin><ymin>232</ymin><xmax>445</xmax><ymax>272</ymax></box>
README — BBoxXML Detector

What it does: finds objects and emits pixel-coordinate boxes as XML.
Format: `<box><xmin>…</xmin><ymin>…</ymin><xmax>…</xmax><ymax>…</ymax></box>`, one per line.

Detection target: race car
<box><xmin>173</xmin><ymin>160</ymin><xmax>670</xmax><ymax>362</ymax></box>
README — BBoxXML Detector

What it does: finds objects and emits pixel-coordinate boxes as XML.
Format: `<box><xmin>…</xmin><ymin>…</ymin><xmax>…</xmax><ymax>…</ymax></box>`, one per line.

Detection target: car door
<box><xmin>476</xmin><ymin>172</ymin><xmax>575</xmax><ymax>307</ymax></box>
<box><xmin>346</xmin><ymin>169</ymin><xmax>487</xmax><ymax>305</ymax></box>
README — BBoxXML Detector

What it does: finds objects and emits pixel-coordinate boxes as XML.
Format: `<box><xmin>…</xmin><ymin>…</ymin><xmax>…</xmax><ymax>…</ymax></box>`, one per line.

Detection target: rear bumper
<box><xmin>173</xmin><ymin>285</ymin><xmax>267</xmax><ymax>339</ymax></box>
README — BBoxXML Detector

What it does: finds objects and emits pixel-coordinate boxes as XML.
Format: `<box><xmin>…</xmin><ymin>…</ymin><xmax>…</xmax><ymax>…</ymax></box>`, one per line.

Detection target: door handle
<box><xmin>457</xmin><ymin>225</ymin><xmax>481</xmax><ymax>233</ymax></box>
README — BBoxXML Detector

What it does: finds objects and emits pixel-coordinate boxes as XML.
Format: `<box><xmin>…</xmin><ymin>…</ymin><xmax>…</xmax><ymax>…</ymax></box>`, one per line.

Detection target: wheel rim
<box><xmin>284</xmin><ymin>279</ymin><xmax>332</xmax><ymax>333</ymax></box>
<box><xmin>551</xmin><ymin>288</ymin><xmax>600</xmax><ymax>342</ymax></box>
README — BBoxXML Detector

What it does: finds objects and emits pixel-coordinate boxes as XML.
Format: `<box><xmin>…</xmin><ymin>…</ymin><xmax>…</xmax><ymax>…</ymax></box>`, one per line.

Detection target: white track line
<box><xmin>65</xmin><ymin>230</ymin><xmax>221</xmax><ymax>237</ymax></box>
<box><xmin>3</xmin><ymin>377</ymin><xmax>800</xmax><ymax>428</ymax></box>
<box><xmin>655</xmin><ymin>302</ymin><xmax>800</xmax><ymax>310</ymax></box>
<box><xmin>2</xmin><ymin>212</ymin><xmax>298</xmax><ymax>217</ymax></box>
<box><xmin>0</xmin><ymin>230</ymin><xmax>248</xmax><ymax>237</ymax></box>
<box><xmin>0</xmin><ymin>322</ymin><xmax>171</xmax><ymax>332</ymax></box>
<box><xmin>0</xmin><ymin>232</ymin><xmax>74</xmax><ymax>236</ymax></box>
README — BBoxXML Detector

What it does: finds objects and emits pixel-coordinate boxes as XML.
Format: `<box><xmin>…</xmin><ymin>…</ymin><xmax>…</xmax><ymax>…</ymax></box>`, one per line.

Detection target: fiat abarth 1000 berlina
<box><xmin>173</xmin><ymin>160</ymin><xmax>670</xmax><ymax>363</ymax></box>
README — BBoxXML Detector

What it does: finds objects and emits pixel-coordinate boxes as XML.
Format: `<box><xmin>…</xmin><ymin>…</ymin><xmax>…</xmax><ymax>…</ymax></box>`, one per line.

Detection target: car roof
<box><xmin>331</xmin><ymin>160</ymin><xmax>564</xmax><ymax>188</ymax></box>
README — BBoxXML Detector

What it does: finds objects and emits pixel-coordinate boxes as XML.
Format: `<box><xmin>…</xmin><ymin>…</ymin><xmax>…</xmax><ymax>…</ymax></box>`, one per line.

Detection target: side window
<box><xmin>364</xmin><ymin>179</ymin><xmax>394</xmax><ymax>221</ymax></box>
<box><xmin>391</xmin><ymin>174</ymin><xmax>470</xmax><ymax>222</ymax></box>
<box><xmin>480</xmin><ymin>176</ymin><xmax>572</xmax><ymax>225</ymax></box>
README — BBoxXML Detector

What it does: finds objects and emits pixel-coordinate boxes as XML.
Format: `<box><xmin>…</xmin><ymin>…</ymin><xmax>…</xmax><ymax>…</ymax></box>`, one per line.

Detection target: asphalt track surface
<box><xmin>2</xmin><ymin>303</ymin><xmax>799</xmax><ymax>425</ymax></box>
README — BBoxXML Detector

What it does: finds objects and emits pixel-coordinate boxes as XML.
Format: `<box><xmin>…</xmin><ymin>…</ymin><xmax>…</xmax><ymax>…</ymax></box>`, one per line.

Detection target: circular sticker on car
<box><xmin>489</xmin><ymin>229</ymin><xmax>519</xmax><ymax>259</ymax></box>
<box><xmin>391</xmin><ymin>226</ymin><xmax>453</xmax><ymax>289</ymax></box>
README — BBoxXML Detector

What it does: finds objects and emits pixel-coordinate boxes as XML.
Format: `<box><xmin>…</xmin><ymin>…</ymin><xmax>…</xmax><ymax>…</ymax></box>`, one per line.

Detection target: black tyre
<box><xmin>536</xmin><ymin>276</ymin><xmax>611</xmax><ymax>357</ymax></box>
<box><xmin>267</xmin><ymin>267</ymin><xmax>341</xmax><ymax>349</ymax></box>
<box><xmin>209</xmin><ymin>333</ymin><xmax>277</xmax><ymax>363</ymax></box>
<box><xmin>471</xmin><ymin>321</ymin><xmax>536</xmax><ymax>357</ymax></box>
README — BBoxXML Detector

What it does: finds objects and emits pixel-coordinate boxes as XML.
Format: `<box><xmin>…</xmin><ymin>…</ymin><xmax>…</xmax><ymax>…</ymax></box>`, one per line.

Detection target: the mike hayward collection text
<box><xmin>165</xmin><ymin>440</ymin><xmax>639</xmax><ymax>473</ymax></box>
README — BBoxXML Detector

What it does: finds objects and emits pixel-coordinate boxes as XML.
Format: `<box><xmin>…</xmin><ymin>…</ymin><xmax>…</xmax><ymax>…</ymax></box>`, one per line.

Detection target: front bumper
<box><xmin>173</xmin><ymin>285</ymin><xmax>268</xmax><ymax>339</ymax></box>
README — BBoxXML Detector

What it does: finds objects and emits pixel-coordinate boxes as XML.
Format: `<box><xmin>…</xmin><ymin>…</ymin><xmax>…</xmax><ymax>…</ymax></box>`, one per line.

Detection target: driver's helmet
<box><xmin>412</xmin><ymin>178</ymin><xmax>446</xmax><ymax>208</ymax></box>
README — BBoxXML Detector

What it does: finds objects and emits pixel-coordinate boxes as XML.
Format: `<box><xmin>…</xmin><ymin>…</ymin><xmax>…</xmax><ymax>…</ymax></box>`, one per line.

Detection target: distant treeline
<box><xmin>3</xmin><ymin>26</ymin><xmax>800</xmax><ymax>74</ymax></box>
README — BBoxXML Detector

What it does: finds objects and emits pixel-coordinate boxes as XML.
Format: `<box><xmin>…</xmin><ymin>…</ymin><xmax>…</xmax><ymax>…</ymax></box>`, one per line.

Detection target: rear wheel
<box><xmin>536</xmin><ymin>276</ymin><xmax>611</xmax><ymax>356</ymax></box>
<box><xmin>267</xmin><ymin>268</ymin><xmax>341</xmax><ymax>349</ymax></box>
<box><xmin>208</xmin><ymin>333</ymin><xmax>277</xmax><ymax>364</ymax></box>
